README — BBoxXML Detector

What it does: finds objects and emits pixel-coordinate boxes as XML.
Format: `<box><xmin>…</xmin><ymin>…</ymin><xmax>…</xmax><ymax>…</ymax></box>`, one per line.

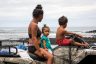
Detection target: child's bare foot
<box><xmin>85</xmin><ymin>42</ymin><xmax>89</xmax><ymax>46</ymax></box>
<box><xmin>83</xmin><ymin>42</ymin><xmax>89</xmax><ymax>47</ymax></box>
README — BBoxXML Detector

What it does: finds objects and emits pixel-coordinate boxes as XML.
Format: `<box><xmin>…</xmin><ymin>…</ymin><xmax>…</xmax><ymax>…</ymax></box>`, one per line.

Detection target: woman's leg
<box><xmin>35</xmin><ymin>48</ymin><xmax>53</xmax><ymax>64</ymax></box>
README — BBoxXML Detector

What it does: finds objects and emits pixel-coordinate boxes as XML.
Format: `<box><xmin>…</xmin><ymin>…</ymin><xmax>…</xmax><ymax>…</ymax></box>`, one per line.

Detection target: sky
<box><xmin>0</xmin><ymin>0</ymin><xmax>96</xmax><ymax>27</ymax></box>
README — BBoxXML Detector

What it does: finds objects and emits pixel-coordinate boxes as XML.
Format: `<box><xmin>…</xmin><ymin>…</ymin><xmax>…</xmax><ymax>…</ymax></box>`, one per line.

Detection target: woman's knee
<box><xmin>41</xmin><ymin>49</ymin><xmax>53</xmax><ymax>59</ymax></box>
<box><xmin>48</xmin><ymin>53</ymin><xmax>53</xmax><ymax>59</ymax></box>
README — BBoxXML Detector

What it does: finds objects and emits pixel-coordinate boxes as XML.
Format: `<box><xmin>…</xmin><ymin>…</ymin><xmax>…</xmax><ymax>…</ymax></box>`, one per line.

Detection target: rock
<box><xmin>0</xmin><ymin>57</ymin><xmax>47</xmax><ymax>64</ymax></box>
<box><xmin>0</xmin><ymin>57</ymin><xmax>34</xmax><ymax>64</ymax></box>
<box><xmin>53</xmin><ymin>46</ymin><xmax>86</xmax><ymax>64</ymax></box>
<box><xmin>1</xmin><ymin>46</ymin><xmax>96</xmax><ymax>64</ymax></box>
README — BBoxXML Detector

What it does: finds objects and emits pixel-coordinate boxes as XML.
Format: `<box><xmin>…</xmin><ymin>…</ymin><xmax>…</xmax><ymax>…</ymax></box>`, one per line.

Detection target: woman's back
<box><xmin>28</xmin><ymin>21</ymin><xmax>41</xmax><ymax>39</ymax></box>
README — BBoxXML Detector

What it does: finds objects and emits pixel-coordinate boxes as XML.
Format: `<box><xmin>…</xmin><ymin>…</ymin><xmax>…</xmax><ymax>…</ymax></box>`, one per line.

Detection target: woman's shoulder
<box><xmin>29</xmin><ymin>22</ymin><xmax>38</xmax><ymax>29</ymax></box>
<box><xmin>31</xmin><ymin>22</ymin><xmax>38</xmax><ymax>27</ymax></box>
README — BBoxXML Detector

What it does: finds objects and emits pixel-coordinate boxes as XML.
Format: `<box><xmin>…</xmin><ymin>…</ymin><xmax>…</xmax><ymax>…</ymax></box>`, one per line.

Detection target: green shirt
<box><xmin>40</xmin><ymin>35</ymin><xmax>52</xmax><ymax>51</ymax></box>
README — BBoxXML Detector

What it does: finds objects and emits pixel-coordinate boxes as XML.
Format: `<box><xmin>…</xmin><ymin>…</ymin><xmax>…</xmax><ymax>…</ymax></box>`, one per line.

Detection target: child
<box><xmin>40</xmin><ymin>24</ymin><xmax>52</xmax><ymax>54</ymax></box>
<box><xmin>56</xmin><ymin>16</ymin><xmax>89</xmax><ymax>47</ymax></box>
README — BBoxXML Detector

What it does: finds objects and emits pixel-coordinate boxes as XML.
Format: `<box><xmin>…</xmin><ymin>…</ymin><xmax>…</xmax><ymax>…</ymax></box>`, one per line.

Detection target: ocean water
<box><xmin>50</xmin><ymin>27</ymin><xmax>96</xmax><ymax>33</ymax></box>
<box><xmin>0</xmin><ymin>27</ymin><xmax>96</xmax><ymax>40</ymax></box>
<box><xmin>0</xmin><ymin>27</ymin><xmax>28</xmax><ymax>40</ymax></box>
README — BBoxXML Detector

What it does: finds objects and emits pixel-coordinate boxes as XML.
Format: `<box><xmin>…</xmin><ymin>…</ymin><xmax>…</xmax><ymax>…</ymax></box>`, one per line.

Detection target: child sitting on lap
<box><xmin>40</xmin><ymin>24</ymin><xmax>52</xmax><ymax>54</ymax></box>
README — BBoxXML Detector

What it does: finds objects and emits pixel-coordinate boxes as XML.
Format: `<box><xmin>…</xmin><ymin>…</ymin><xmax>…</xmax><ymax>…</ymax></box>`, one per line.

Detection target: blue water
<box><xmin>0</xmin><ymin>27</ymin><xmax>96</xmax><ymax>40</ymax></box>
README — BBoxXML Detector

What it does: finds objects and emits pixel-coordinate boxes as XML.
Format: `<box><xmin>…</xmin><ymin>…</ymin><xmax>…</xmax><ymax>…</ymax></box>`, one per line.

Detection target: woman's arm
<box><xmin>31</xmin><ymin>24</ymin><xmax>40</xmax><ymax>50</ymax></box>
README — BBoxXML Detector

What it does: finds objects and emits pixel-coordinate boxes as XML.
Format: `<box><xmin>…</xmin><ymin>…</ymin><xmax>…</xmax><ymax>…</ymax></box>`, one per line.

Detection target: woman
<box><xmin>28</xmin><ymin>4</ymin><xmax>53</xmax><ymax>64</ymax></box>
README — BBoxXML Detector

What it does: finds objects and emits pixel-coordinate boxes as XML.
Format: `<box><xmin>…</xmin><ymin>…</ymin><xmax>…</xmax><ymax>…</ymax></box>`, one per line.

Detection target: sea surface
<box><xmin>0</xmin><ymin>27</ymin><xmax>96</xmax><ymax>40</ymax></box>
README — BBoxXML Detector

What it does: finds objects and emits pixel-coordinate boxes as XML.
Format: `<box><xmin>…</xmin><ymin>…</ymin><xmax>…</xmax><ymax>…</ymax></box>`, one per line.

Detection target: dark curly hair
<box><xmin>32</xmin><ymin>4</ymin><xmax>43</xmax><ymax>18</ymax></box>
<box><xmin>58</xmin><ymin>16</ymin><xmax>68</xmax><ymax>25</ymax></box>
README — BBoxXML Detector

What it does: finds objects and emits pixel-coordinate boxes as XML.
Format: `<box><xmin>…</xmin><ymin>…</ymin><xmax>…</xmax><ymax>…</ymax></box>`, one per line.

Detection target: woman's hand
<box><xmin>44</xmin><ymin>48</ymin><xmax>48</xmax><ymax>51</ymax></box>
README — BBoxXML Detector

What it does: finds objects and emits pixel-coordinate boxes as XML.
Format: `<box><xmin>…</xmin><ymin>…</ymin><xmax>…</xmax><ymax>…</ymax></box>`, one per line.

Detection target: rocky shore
<box><xmin>0</xmin><ymin>37</ymin><xmax>96</xmax><ymax>64</ymax></box>
<box><xmin>1</xmin><ymin>46</ymin><xmax>96</xmax><ymax>64</ymax></box>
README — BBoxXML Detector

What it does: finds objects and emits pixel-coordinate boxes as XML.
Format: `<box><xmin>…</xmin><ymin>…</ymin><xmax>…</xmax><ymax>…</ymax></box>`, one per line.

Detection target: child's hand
<box><xmin>82</xmin><ymin>43</ymin><xmax>89</xmax><ymax>47</ymax></box>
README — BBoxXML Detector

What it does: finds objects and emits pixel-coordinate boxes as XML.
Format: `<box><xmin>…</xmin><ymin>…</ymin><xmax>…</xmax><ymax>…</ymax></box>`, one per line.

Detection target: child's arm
<box><xmin>64</xmin><ymin>30</ymin><xmax>83</xmax><ymax>37</ymax></box>
<box><xmin>42</xmin><ymin>40</ymin><xmax>47</xmax><ymax>49</ymax></box>
<box><xmin>42</xmin><ymin>40</ymin><xmax>48</xmax><ymax>51</ymax></box>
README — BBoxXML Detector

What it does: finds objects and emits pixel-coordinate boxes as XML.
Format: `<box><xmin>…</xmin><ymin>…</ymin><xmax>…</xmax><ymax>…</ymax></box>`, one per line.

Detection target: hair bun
<box><xmin>36</xmin><ymin>4</ymin><xmax>42</xmax><ymax>9</ymax></box>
